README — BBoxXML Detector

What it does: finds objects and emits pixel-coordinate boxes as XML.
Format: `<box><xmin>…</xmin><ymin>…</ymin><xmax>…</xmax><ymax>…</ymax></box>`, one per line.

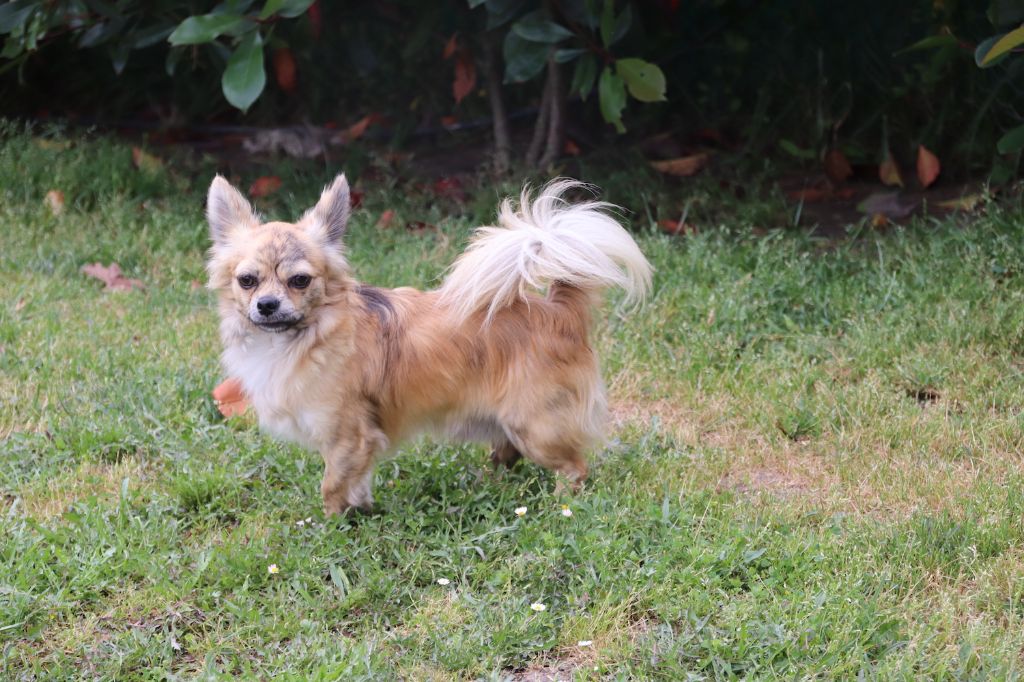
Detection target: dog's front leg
<box><xmin>320</xmin><ymin>422</ymin><xmax>387</xmax><ymax>515</ymax></box>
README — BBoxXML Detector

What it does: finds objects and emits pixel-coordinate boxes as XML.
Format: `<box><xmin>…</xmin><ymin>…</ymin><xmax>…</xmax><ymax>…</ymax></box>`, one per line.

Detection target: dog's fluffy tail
<box><xmin>438</xmin><ymin>179</ymin><xmax>652</xmax><ymax>322</ymax></box>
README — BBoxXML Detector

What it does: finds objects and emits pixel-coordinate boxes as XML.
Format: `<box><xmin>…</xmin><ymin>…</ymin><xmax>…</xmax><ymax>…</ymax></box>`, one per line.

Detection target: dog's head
<box><xmin>205</xmin><ymin>174</ymin><xmax>352</xmax><ymax>334</ymax></box>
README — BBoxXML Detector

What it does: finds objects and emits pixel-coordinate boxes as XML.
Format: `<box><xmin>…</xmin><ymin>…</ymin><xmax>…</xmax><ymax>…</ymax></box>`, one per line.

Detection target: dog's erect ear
<box><xmin>305</xmin><ymin>174</ymin><xmax>350</xmax><ymax>246</ymax></box>
<box><xmin>207</xmin><ymin>175</ymin><xmax>257</xmax><ymax>245</ymax></box>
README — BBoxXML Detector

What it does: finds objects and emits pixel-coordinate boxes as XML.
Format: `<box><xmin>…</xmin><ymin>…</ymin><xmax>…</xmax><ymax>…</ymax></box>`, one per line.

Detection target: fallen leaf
<box><xmin>440</xmin><ymin>115</ymin><xmax>459</xmax><ymax>128</ymax></box>
<box><xmin>857</xmin><ymin>191</ymin><xmax>919</xmax><ymax>218</ymax></box>
<box><xmin>650</xmin><ymin>153</ymin><xmax>709</xmax><ymax>177</ymax></box>
<box><xmin>349</xmin><ymin>190</ymin><xmax>364</xmax><ymax>209</ymax></box>
<box><xmin>35</xmin><ymin>138</ymin><xmax>71</xmax><ymax>151</ymax></box>
<box><xmin>870</xmin><ymin>213</ymin><xmax>890</xmax><ymax>229</ymax></box>
<box><xmin>786</xmin><ymin>188</ymin><xmax>828</xmax><ymax>202</ymax></box>
<box><xmin>14</xmin><ymin>298</ymin><xmax>26</xmax><ymax>312</ymax></box>
<box><xmin>453</xmin><ymin>52</ymin><xmax>476</xmax><ymax>105</ymax></box>
<box><xmin>44</xmin><ymin>190</ymin><xmax>65</xmax><ymax>215</ymax></box>
<box><xmin>433</xmin><ymin>176</ymin><xmax>466</xmax><ymax>201</ymax></box>
<box><xmin>824</xmin><ymin>149</ymin><xmax>853</xmax><ymax>183</ymax></box>
<box><xmin>81</xmin><ymin>262</ymin><xmax>144</xmax><ymax>292</ymax></box>
<box><xmin>786</xmin><ymin>186</ymin><xmax>857</xmax><ymax>203</ymax></box>
<box><xmin>657</xmin><ymin>219</ymin><xmax>697</xmax><ymax>235</ymax></box>
<box><xmin>249</xmin><ymin>176</ymin><xmax>282</xmax><ymax>198</ymax></box>
<box><xmin>131</xmin><ymin>147</ymin><xmax>163</xmax><ymax>174</ymax></box>
<box><xmin>406</xmin><ymin>220</ymin><xmax>437</xmax><ymax>233</ymax></box>
<box><xmin>936</xmin><ymin>194</ymin><xmax>983</xmax><ymax>211</ymax></box>
<box><xmin>376</xmin><ymin>209</ymin><xmax>396</xmax><ymax>229</ymax></box>
<box><xmin>563</xmin><ymin>139</ymin><xmax>581</xmax><ymax>156</ymax></box>
<box><xmin>212</xmin><ymin>377</ymin><xmax>249</xmax><ymax>418</ymax></box>
<box><xmin>273</xmin><ymin>48</ymin><xmax>297</xmax><ymax>93</ymax></box>
<box><xmin>190</xmin><ymin>279</ymin><xmax>203</xmax><ymax>291</ymax></box>
<box><xmin>878</xmin><ymin>153</ymin><xmax>903</xmax><ymax>187</ymax></box>
<box><xmin>344</xmin><ymin>114</ymin><xmax>377</xmax><ymax>142</ymax></box>
<box><xmin>442</xmin><ymin>34</ymin><xmax>458</xmax><ymax>60</ymax></box>
<box><xmin>917</xmin><ymin>145</ymin><xmax>940</xmax><ymax>188</ymax></box>
<box><xmin>308</xmin><ymin>0</ymin><xmax>322</xmax><ymax>40</ymax></box>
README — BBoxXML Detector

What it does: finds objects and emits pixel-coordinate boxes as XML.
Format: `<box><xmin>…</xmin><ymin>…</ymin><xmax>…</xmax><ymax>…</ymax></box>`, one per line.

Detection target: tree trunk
<box><xmin>525</xmin><ymin>67</ymin><xmax>553</xmax><ymax>168</ymax></box>
<box><xmin>538</xmin><ymin>56</ymin><xmax>565</xmax><ymax>169</ymax></box>
<box><xmin>484</xmin><ymin>32</ymin><xmax>511</xmax><ymax>174</ymax></box>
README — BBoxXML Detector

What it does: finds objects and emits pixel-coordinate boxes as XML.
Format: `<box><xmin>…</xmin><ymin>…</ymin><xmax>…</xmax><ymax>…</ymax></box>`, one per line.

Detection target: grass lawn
<box><xmin>2</xmin><ymin>125</ymin><xmax>1024</xmax><ymax>680</ymax></box>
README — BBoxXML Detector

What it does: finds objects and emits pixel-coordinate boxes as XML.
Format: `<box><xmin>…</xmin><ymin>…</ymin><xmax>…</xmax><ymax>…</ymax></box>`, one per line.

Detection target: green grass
<box><xmin>2</xmin><ymin>123</ymin><xmax>1024</xmax><ymax>679</ymax></box>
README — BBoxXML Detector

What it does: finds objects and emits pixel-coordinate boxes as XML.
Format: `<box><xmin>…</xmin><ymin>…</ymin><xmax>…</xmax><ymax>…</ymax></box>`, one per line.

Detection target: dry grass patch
<box><xmin>17</xmin><ymin>456</ymin><xmax>150</xmax><ymax>520</ymax></box>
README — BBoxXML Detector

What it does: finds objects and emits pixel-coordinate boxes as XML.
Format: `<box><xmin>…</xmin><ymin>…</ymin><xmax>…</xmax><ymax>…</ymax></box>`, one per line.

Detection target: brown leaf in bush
<box><xmin>916</xmin><ymin>145</ymin><xmax>940</xmax><ymax>188</ymax></box>
<box><xmin>249</xmin><ymin>176</ymin><xmax>282</xmax><ymax>198</ymax></box>
<box><xmin>824</xmin><ymin>149</ymin><xmax>853</xmax><ymax>183</ymax></box>
<box><xmin>453</xmin><ymin>52</ymin><xmax>476</xmax><ymax>105</ymax></box>
<box><xmin>273</xmin><ymin>48</ymin><xmax>297</xmax><ymax>93</ymax></box>
<box><xmin>878</xmin><ymin>154</ymin><xmax>903</xmax><ymax>187</ymax></box>
<box><xmin>442</xmin><ymin>34</ymin><xmax>458</xmax><ymax>60</ymax></box>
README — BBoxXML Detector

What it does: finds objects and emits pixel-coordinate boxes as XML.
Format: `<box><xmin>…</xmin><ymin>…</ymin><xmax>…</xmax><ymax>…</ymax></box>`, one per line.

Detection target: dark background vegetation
<box><xmin>1</xmin><ymin>0</ymin><xmax>1022</xmax><ymax>182</ymax></box>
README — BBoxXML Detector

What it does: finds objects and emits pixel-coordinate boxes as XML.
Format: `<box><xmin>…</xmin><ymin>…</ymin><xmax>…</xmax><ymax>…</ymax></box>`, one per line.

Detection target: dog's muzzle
<box><xmin>250</xmin><ymin>312</ymin><xmax>302</xmax><ymax>332</ymax></box>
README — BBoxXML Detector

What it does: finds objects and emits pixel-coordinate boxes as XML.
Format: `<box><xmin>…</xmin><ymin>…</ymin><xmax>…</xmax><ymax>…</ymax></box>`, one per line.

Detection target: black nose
<box><xmin>256</xmin><ymin>296</ymin><xmax>280</xmax><ymax>317</ymax></box>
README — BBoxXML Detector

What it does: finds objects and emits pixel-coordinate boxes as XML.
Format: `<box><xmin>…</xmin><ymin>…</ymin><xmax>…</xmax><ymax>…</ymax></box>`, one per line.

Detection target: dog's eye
<box><xmin>289</xmin><ymin>274</ymin><xmax>312</xmax><ymax>289</ymax></box>
<box><xmin>237</xmin><ymin>274</ymin><xmax>258</xmax><ymax>289</ymax></box>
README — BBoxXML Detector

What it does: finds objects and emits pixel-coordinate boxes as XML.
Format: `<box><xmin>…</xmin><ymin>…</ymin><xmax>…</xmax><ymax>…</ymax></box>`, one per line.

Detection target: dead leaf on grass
<box><xmin>81</xmin><ymin>262</ymin><xmax>144</xmax><ymax>292</ymax></box>
<box><xmin>131</xmin><ymin>147</ymin><xmax>163</xmax><ymax>174</ymax></box>
<box><xmin>44</xmin><ymin>190</ymin><xmax>65</xmax><ymax>215</ymax></box>
<box><xmin>650</xmin><ymin>153</ymin><xmax>709</xmax><ymax>177</ymax></box>
<box><xmin>406</xmin><ymin>220</ymin><xmax>437</xmax><ymax>233</ymax></box>
<box><xmin>936</xmin><ymin>194</ymin><xmax>983</xmax><ymax>211</ymax></box>
<box><xmin>376</xmin><ymin>209</ymin><xmax>396</xmax><ymax>229</ymax></box>
<box><xmin>657</xmin><ymin>218</ymin><xmax>697</xmax><ymax>235</ymax></box>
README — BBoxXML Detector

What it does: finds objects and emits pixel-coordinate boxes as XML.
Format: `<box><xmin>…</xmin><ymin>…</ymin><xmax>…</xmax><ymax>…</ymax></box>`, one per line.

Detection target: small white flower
<box><xmin>267</xmin><ymin>564</ymin><xmax>280</xmax><ymax>574</ymax></box>
<box><xmin>515</xmin><ymin>506</ymin><xmax>528</xmax><ymax>517</ymax></box>
<box><xmin>296</xmin><ymin>519</ymin><xmax>305</xmax><ymax>527</ymax></box>
<box><xmin>305</xmin><ymin>517</ymin><xmax>312</xmax><ymax>523</ymax></box>
<box><xmin>561</xmin><ymin>505</ymin><xmax>573</xmax><ymax>517</ymax></box>
<box><xmin>530</xmin><ymin>602</ymin><xmax>546</xmax><ymax>612</ymax></box>
<box><xmin>436</xmin><ymin>578</ymin><xmax>450</xmax><ymax>586</ymax></box>
<box><xmin>577</xmin><ymin>640</ymin><xmax>593</xmax><ymax>647</ymax></box>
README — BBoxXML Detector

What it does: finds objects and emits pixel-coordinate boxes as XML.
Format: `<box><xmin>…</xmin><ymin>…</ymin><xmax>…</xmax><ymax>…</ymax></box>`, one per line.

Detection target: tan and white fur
<box><xmin>206</xmin><ymin>176</ymin><xmax>651</xmax><ymax>515</ymax></box>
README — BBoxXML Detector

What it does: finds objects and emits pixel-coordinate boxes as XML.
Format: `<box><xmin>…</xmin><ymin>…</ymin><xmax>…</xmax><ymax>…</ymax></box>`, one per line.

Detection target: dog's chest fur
<box><xmin>224</xmin><ymin>332</ymin><xmax>337</xmax><ymax>449</ymax></box>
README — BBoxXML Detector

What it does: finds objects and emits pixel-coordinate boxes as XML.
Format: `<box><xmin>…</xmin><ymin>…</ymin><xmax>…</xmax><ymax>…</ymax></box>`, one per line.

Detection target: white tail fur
<box><xmin>438</xmin><ymin>180</ymin><xmax>652</xmax><ymax>322</ymax></box>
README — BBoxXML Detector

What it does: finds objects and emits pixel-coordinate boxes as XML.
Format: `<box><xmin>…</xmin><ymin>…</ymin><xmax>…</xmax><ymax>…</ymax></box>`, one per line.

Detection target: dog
<box><xmin>206</xmin><ymin>175</ymin><xmax>651</xmax><ymax>515</ymax></box>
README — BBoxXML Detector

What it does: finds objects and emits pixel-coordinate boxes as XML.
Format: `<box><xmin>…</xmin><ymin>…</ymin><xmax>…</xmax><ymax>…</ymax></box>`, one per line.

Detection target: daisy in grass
<box><xmin>530</xmin><ymin>602</ymin><xmax>546</xmax><ymax>612</ymax></box>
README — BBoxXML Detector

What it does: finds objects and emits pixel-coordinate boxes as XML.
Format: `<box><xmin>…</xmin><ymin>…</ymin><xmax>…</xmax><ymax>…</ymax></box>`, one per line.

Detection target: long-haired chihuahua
<box><xmin>206</xmin><ymin>176</ymin><xmax>651</xmax><ymax>514</ymax></box>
